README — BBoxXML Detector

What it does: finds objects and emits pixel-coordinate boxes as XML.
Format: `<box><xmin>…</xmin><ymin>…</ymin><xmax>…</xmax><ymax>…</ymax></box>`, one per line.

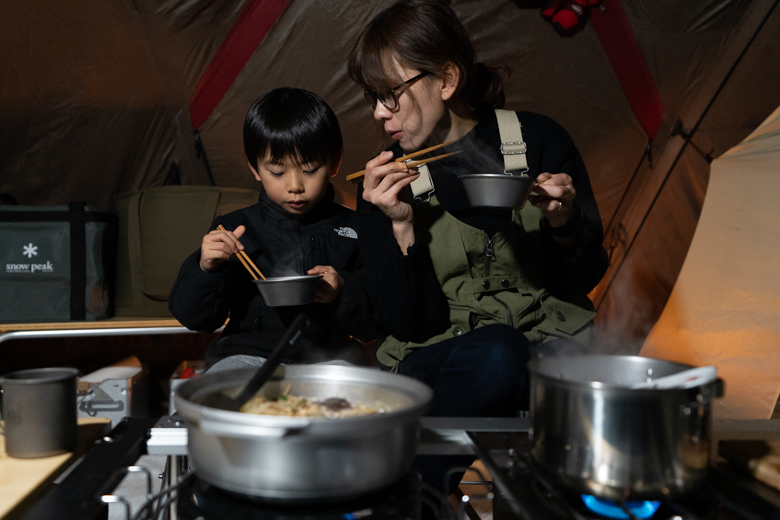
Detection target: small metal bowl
<box><xmin>460</xmin><ymin>173</ymin><xmax>534</xmax><ymax>208</ymax></box>
<box><xmin>253</xmin><ymin>275</ymin><xmax>323</xmax><ymax>307</ymax></box>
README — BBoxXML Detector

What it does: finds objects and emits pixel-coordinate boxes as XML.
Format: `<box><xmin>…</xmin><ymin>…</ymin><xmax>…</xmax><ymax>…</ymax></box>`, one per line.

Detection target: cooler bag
<box><xmin>113</xmin><ymin>186</ymin><xmax>259</xmax><ymax>317</ymax></box>
<box><xmin>0</xmin><ymin>202</ymin><xmax>117</xmax><ymax>322</ymax></box>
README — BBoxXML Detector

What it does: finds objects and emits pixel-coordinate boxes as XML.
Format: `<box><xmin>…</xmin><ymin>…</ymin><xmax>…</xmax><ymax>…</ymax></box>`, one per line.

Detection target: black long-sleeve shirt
<box><xmin>356</xmin><ymin>110</ymin><xmax>607</xmax><ymax>343</ymax></box>
<box><xmin>169</xmin><ymin>185</ymin><xmax>374</xmax><ymax>368</ymax></box>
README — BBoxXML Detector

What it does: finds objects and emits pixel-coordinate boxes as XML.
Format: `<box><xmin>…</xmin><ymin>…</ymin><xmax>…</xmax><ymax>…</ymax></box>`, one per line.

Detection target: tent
<box><xmin>642</xmin><ymin>105</ymin><xmax>780</xmax><ymax>419</ymax></box>
<box><xmin>2</xmin><ymin>0</ymin><xmax>780</xmax><ymax>398</ymax></box>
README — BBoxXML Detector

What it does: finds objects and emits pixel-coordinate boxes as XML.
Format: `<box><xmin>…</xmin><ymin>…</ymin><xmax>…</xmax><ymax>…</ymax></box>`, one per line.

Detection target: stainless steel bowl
<box><xmin>253</xmin><ymin>274</ymin><xmax>322</xmax><ymax>306</ymax></box>
<box><xmin>174</xmin><ymin>365</ymin><xmax>432</xmax><ymax>500</ymax></box>
<box><xmin>460</xmin><ymin>173</ymin><xmax>534</xmax><ymax>208</ymax></box>
<box><xmin>528</xmin><ymin>355</ymin><xmax>724</xmax><ymax>500</ymax></box>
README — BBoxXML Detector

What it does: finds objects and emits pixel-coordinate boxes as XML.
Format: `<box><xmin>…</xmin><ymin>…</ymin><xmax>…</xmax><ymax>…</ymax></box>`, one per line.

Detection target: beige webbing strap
<box><xmin>410</xmin><ymin>109</ymin><xmax>526</xmax><ymax>200</ymax></box>
<box><xmin>409</xmin><ymin>163</ymin><xmax>434</xmax><ymax>201</ymax></box>
<box><xmin>495</xmin><ymin>109</ymin><xmax>528</xmax><ymax>173</ymax></box>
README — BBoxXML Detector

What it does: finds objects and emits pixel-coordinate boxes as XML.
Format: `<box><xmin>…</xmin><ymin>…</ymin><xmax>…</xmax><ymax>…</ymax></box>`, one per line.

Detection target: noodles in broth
<box><xmin>240</xmin><ymin>384</ymin><xmax>388</xmax><ymax>418</ymax></box>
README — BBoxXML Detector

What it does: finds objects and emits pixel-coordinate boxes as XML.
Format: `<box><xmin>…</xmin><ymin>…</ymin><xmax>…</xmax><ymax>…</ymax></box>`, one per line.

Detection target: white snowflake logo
<box><xmin>23</xmin><ymin>243</ymin><xmax>38</xmax><ymax>258</ymax></box>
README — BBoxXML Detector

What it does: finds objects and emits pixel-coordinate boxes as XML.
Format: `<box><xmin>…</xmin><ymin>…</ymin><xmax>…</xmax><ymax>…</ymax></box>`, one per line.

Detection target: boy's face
<box><xmin>250</xmin><ymin>152</ymin><xmax>339</xmax><ymax>215</ymax></box>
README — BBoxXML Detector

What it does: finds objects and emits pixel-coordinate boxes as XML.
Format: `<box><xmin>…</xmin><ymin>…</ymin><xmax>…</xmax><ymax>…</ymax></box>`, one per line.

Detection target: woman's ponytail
<box><xmin>466</xmin><ymin>62</ymin><xmax>510</xmax><ymax>110</ymax></box>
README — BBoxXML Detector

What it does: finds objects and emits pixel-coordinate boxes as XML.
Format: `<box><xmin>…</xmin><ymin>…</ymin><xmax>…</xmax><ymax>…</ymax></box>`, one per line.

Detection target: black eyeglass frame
<box><xmin>364</xmin><ymin>71</ymin><xmax>431</xmax><ymax>111</ymax></box>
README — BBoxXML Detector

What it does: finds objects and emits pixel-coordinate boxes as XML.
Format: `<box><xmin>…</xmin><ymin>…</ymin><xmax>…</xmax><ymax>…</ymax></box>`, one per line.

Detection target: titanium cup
<box><xmin>253</xmin><ymin>274</ymin><xmax>323</xmax><ymax>307</ymax></box>
<box><xmin>460</xmin><ymin>173</ymin><xmax>535</xmax><ymax>208</ymax></box>
<box><xmin>0</xmin><ymin>367</ymin><xmax>79</xmax><ymax>458</ymax></box>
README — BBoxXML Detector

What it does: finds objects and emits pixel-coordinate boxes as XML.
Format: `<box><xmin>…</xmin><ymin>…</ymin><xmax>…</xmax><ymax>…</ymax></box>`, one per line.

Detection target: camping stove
<box><xmin>468</xmin><ymin>431</ymin><xmax>780</xmax><ymax>520</ymax></box>
<box><xmin>15</xmin><ymin>418</ymin><xmax>780</xmax><ymax>520</ymax></box>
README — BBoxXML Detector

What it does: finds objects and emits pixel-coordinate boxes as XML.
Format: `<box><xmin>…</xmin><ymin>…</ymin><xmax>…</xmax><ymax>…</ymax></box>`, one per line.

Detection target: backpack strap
<box><xmin>409</xmin><ymin>163</ymin><xmax>435</xmax><ymax>202</ymax></box>
<box><xmin>495</xmin><ymin>109</ymin><xmax>529</xmax><ymax>174</ymax></box>
<box><xmin>410</xmin><ymin>109</ymin><xmax>528</xmax><ymax>201</ymax></box>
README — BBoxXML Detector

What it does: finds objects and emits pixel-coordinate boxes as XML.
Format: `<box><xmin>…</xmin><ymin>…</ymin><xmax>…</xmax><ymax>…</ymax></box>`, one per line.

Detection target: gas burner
<box><xmin>580</xmin><ymin>495</ymin><xmax>660</xmax><ymax>520</ymax></box>
<box><xmin>130</xmin><ymin>470</ymin><xmax>453</xmax><ymax>520</ymax></box>
<box><xmin>467</xmin><ymin>431</ymin><xmax>780</xmax><ymax>520</ymax></box>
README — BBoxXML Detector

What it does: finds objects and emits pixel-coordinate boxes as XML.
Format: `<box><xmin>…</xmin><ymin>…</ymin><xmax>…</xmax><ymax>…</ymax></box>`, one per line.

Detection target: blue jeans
<box><xmin>398</xmin><ymin>323</ymin><xmax>531</xmax><ymax>417</ymax></box>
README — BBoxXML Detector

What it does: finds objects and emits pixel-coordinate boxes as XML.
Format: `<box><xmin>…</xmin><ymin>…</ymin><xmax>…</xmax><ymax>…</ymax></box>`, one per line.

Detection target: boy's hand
<box><xmin>307</xmin><ymin>265</ymin><xmax>343</xmax><ymax>303</ymax></box>
<box><xmin>199</xmin><ymin>225</ymin><xmax>246</xmax><ymax>272</ymax></box>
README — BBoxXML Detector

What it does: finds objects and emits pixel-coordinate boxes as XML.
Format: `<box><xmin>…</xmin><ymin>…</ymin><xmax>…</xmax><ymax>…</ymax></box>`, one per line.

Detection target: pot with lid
<box><xmin>174</xmin><ymin>364</ymin><xmax>432</xmax><ymax>501</ymax></box>
<box><xmin>528</xmin><ymin>355</ymin><xmax>724</xmax><ymax>500</ymax></box>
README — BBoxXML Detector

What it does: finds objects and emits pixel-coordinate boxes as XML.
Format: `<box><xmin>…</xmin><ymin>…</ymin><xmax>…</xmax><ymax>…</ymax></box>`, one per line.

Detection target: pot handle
<box><xmin>198</xmin><ymin>418</ymin><xmax>309</xmax><ymax>439</ymax></box>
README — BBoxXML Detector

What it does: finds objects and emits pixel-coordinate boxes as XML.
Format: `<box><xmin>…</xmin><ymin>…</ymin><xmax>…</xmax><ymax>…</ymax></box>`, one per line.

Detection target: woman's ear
<box><xmin>440</xmin><ymin>62</ymin><xmax>460</xmax><ymax>102</ymax></box>
<box><xmin>330</xmin><ymin>153</ymin><xmax>343</xmax><ymax>178</ymax></box>
<box><xmin>249</xmin><ymin>161</ymin><xmax>262</xmax><ymax>182</ymax></box>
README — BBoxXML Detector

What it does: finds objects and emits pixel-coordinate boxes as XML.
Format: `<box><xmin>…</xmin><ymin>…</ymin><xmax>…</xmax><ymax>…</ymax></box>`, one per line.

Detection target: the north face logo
<box><xmin>334</xmin><ymin>227</ymin><xmax>358</xmax><ymax>239</ymax></box>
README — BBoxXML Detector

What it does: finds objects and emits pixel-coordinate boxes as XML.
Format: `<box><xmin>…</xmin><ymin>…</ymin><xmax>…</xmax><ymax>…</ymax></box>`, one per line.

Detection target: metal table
<box><xmin>0</xmin><ymin>317</ymin><xmax>224</xmax><ymax>345</ymax></box>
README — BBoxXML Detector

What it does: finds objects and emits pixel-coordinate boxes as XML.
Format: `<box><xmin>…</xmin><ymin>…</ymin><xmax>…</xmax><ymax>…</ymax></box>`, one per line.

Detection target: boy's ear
<box><xmin>248</xmin><ymin>161</ymin><xmax>262</xmax><ymax>182</ymax></box>
<box><xmin>330</xmin><ymin>153</ymin><xmax>342</xmax><ymax>178</ymax></box>
<box><xmin>441</xmin><ymin>62</ymin><xmax>460</xmax><ymax>102</ymax></box>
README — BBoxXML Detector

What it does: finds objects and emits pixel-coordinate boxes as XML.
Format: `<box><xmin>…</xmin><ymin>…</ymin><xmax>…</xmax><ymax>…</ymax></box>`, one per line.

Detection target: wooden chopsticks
<box><xmin>403</xmin><ymin>150</ymin><xmax>461</xmax><ymax>169</ymax></box>
<box><xmin>217</xmin><ymin>225</ymin><xmax>266</xmax><ymax>280</ymax></box>
<box><xmin>346</xmin><ymin>139</ymin><xmax>461</xmax><ymax>183</ymax></box>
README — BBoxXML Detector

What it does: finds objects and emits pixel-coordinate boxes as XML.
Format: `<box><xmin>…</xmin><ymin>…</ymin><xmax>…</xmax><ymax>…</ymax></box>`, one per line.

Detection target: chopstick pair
<box><xmin>216</xmin><ymin>225</ymin><xmax>266</xmax><ymax>280</ymax></box>
<box><xmin>346</xmin><ymin>139</ymin><xmax>462</xmax><ymax>183</ymax></box>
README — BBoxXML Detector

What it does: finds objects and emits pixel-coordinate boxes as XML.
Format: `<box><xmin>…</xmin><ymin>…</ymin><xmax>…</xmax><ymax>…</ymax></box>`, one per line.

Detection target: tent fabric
<box><xmin>641</xmin><ymin>104</ymin><xmax>780</xmax><ymax>419</ymax></box>
<box><xmin>2</xmin><ymin>0</ymin><xmax>780</xmax><ymax>355</ymax></box>
<box><xmin>188</xmin><ymin>0</ymin><xmax>291</xmax><ymax>129</ymax></box>
<box><xmin>589</xmin><ymin>0</ymin><xmax>664</xmax><ymax>139</ymax></box>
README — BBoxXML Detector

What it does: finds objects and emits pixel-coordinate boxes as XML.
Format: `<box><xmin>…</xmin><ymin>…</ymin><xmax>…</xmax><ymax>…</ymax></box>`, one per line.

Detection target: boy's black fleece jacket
<box><xmin>169</xmin><ymin>185</ymin><xmax>374</xmax><ymax>368</ymax></box>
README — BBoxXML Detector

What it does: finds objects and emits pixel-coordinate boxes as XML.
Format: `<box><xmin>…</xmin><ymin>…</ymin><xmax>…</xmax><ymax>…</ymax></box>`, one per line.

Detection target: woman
<box><xmin>348</xmin><ymin>0</ymin><xmax>608</xmax><ymax>417</ymax></box>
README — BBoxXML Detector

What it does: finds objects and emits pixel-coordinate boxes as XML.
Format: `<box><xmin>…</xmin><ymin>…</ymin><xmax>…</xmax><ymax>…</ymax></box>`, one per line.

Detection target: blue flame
<box><xmin>581</xmin><ymin>494</ymin><xmax>661</xmax><ymax>519</ymax></box>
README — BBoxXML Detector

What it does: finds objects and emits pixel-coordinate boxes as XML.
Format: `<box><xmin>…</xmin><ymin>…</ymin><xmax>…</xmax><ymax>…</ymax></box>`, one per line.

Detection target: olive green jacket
<box><xmin>376</xmin><ymin>196</ymin><xmax>596</xmax><ymax>370</ymax></box>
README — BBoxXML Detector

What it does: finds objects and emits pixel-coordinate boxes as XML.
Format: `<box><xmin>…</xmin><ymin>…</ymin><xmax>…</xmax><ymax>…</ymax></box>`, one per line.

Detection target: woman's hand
<box><xmin>528</xmin><ymin>173</ymin><xmax>576</xmax><ymax>229</ymax></box>
<box><xmin>199</xmin><ymin>225</ymin><xmax>245</xmax><ymax>272</ymax></box>
<box><xmin>307</xmin><ymin>265</ymin><xmax>343</xmax><ymax>303</ymax></box>
<box><xmin>362</xmin><ymin>150</ymin><xmax>420</xmax><ymax>254</ymax></box>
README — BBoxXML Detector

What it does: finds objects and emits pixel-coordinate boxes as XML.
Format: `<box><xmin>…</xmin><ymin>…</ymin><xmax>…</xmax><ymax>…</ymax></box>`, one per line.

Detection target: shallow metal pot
<box><xmin>528</xmin><ymin>355</ymin><xmax>724</xmax><ymax>500</ymax></box>
<box><xmin>460</xmin><ymin>173</ymin><xmax>534</xmax><ymax>208</ymax></box>
<box><xmin>174</xmin><ymin>365</ymin><xmax>432</xmax><ymax>500</ymax></box>
<box><xmin>253</xmin><ymin>274</ymin><xmax>322</xmax><ymax>307</ymax></box>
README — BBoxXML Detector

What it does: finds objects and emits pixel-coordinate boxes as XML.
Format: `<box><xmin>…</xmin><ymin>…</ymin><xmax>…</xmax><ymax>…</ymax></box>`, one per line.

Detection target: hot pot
<box><xmin>174</xmin><ymin>364</ymin><xmax>432</xmax><ymax>500</ymax></box>
<box><xmin>528</xmin><ymin>355</ymin><xmax>724</xmax><ymax>500</ymax></box>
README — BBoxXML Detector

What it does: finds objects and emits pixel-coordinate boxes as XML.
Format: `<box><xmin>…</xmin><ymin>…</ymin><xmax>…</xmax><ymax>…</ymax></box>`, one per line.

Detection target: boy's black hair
<box><xmin>243</xmin><ymin>88</ymin><xmax>343</xmax><ymax>169</ymax></box>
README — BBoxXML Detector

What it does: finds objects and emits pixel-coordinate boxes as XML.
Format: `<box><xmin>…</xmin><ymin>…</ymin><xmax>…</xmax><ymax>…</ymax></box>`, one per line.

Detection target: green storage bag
<box><xmin>113</xmin><ymin>186</ymin><xmax>259</xmax><ymax>317</ymax></box>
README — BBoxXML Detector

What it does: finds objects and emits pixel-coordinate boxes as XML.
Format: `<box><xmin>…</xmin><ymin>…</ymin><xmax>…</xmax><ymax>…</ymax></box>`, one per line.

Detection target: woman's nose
<box><xmin>373</xmin><ymin>102</ymin><xmax>391</xmax><ymax>121</ymax></box>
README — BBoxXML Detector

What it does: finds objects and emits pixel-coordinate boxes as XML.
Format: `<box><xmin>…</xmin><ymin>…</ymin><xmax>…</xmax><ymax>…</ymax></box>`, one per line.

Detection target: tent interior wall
<box><xmin>2</xmin><ymin>0</ymin><xmax>780</xmax><ymax>415</ymax></box>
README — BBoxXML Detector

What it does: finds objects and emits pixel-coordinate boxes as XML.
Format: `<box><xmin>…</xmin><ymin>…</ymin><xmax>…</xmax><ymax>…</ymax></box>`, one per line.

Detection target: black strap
<box><xmin>163</xmin><ymin>161</ymin><xmax>182</xmax><ymax>186</ymax></box>
<box><xmin>69</xmin><ymin>202</ymin><xmax>87</xmax><ymax>321</ymax></box>
<box><xmin>0</xmin><ymin>193</ymin><xmax>19</xmax><ymax>205</ymax></box>
<box><xmin>194</xmin><ymin>130</ymin><xmax>217</xmax><ymax>186</ymax></box>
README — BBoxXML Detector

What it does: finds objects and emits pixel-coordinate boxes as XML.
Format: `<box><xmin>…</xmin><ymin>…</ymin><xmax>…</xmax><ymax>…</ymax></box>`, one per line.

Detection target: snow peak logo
<box><xmin>6</xmin><ymin>261</ymin><xmax>54</xmax><ymax>273</ymax></box>
<box><xmin>333</xmin><ymin>227</ymin><xmax>357</xmax><ymax>239</ymax></box>
<box><xmin>5</xmin><ymin>242</ymin><xmax>55</xmax><ymax>274</ymax></box>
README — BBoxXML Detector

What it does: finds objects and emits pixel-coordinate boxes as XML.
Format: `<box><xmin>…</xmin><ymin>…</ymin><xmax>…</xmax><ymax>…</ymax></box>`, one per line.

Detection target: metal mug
<box><xmin>0</xmin><ymin>367</ymin><xmax>79</xmax><ymax>458</ymax></box>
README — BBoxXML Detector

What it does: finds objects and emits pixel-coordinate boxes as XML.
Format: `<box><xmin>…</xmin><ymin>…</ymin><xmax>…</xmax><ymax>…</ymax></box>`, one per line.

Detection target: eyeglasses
<box><xmin>364</xmin><ymin>71</ymin><xmax>430</xmax><ymax>111</ymax></box>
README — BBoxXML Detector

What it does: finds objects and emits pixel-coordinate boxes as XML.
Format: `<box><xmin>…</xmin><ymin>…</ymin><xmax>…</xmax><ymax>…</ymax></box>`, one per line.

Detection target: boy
<box><xmin>169</xmin><ymin>88</ymin><xmax>373</xmax><ymax>371</ymax></box>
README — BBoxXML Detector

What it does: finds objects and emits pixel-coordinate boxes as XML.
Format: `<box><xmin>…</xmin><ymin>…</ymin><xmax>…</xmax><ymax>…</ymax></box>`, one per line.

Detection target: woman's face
<box><xmin>372</xmin><ymin>62</ymin><xmax>449</xmax><ymax>152</ymax></box>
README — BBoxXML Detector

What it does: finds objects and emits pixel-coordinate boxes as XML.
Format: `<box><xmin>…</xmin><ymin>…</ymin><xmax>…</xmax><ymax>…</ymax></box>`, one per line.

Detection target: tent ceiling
<box><xmin>2</xmin><ymin>0</ymin><xmax>779</xmax><ymax>348</ymax></box>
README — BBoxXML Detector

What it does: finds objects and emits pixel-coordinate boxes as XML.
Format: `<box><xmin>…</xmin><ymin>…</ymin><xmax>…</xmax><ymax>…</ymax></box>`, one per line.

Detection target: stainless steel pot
<box><xmin>174</xmin><ymin>364</ymin><xmax>432</xmax><ymax>500</ymax></box>
<box><xmin>528</xmin><ymin>355</ymin><xmax>724</xmax><ymax>500</ymax></box>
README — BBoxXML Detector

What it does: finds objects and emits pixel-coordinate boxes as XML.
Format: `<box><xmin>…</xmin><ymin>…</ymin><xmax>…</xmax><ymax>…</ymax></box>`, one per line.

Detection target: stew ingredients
<box><xmin>240</xmin><ymin>393</ymin><xmax>387</xmax><ymax>418</ymax></box>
